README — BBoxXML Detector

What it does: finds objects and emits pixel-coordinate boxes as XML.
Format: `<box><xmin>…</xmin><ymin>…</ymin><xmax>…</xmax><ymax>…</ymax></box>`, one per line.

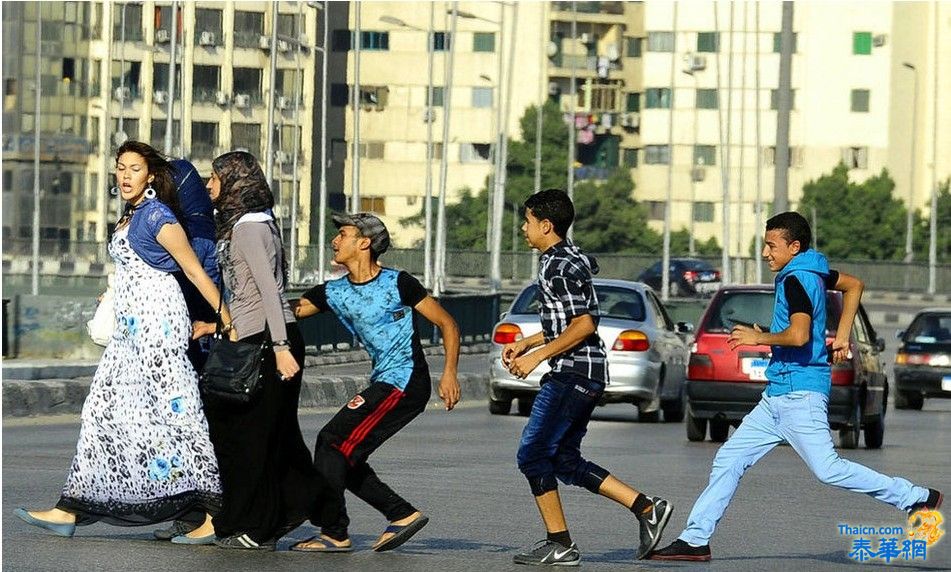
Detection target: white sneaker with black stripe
<box><xmin>635</xmin><ymin>496</ymin><xmax>673</xmax><ymax>560</ymax></box>
<box><xmin>214</xmin><ymin>533</ymin><xmax>276</xmax><ymax>551</ymax></box>
<box><xmin>513</xmin><ymin>539</ymin><xmax>581</xmax><ymax>566</ymax></box>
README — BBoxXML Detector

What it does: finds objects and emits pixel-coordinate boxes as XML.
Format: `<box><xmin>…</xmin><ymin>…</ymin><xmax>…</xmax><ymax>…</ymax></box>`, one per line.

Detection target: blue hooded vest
<box><xmin>765</xmin><ymin>249</ymin><xmax>832</xmax><ymax>396</ymax></box>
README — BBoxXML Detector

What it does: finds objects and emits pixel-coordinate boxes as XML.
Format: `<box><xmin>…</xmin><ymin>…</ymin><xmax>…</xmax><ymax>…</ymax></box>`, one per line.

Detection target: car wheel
<box><xmin>517</xmin><ymin>396</ymin><xmax>535</xmax><ymax>416</ymax></box>
<box><xmin>839</xmin><ymin>403</ymin><xmax>860</xmax><ymax>449</ymax></box>
<box><xmin>896</xmin><ymin>390</ymin><xmax>924</xmax><ymax>411</ymax></box>
<box><xmin>864</xmin><ymin>399</ymin><xmax>885</xmax><ymax>450</ymax></box>
<box><xmin>686</xmin><ymin>407</ymin><xmax>707</xmax><ymax>442</ymax></box>
<box><xmin>638</xmin><ymin>403</ymin><xmax>660</xmax><ymax>423</ymax></box>
<box><xmin>662</xmin><ymin>394</ymin><xmax>685</xmax><ymax>423</ymax></box>
<box><xmin>488</xmin><ymin>398</ymin><xmax>511</xmax><ymax>415</ymax></box>
<box><xmin>709</xmin><ymin>419</ymin><xmax>729</xmax><ymax>442</ymax></box>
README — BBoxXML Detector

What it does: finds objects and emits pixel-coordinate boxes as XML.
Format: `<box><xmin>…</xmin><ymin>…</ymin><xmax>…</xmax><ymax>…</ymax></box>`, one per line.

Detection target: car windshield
<box><xmin>679</xmin><ymin>259</ymin><xmax>715</xmax><ymax>271</ymax></box>
<box><xmin>509</xmin><ymin>284</ymin><xmax>646</xmax><ymax>322</ymax></box>
<box><xmin>704</xmin><ymin>291</ymin><xmax>841</xmax><ymax>334</ymax></box>
<box><xmin>903</xmin><ymin>313</ymin><xmax>951</xmax><ymax>343</ymax></box>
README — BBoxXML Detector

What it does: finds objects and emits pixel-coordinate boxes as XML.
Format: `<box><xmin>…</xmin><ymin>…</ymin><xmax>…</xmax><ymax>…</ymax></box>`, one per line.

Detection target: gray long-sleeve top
<box><xmin>223</xmin><ymin>220</ymin><xmax>295</xmax><ymax>348</ymax></box>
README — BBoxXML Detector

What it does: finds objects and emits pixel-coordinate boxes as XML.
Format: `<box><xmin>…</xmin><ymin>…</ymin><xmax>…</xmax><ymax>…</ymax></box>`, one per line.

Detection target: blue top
<box><xmin>127</xmin><ymin>199</ymin><xmax>181</xmax><ymax>273</ymax></box>
<box><xmin>171</xmin><ymin>160</ymin><xmax>218</xmax><ymax>283</ymax></box>
<box><xmin>765</xmin><ymin>249</ymin><xmax>832</xmax><ymax>396</ymax></box>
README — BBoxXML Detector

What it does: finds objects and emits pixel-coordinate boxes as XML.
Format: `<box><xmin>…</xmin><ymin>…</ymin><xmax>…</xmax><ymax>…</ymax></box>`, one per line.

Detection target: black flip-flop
<box><xmin>372</xmin><ymin>515</ymin><xmax>430</xmax><ymax>552</ymax></box>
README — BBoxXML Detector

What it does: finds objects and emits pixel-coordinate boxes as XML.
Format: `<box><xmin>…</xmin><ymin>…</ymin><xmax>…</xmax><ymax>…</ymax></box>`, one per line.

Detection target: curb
<box><xmin>867</xmin><ymin>291</ymin><xmax>951</xmax><ymax>304</ymax></box>
<box><xmin>2</xmin><ymin>372</ymin><xmax>489</xmax><ymax>418</ymax></box>
<box><xmin>1</xmin><ymin>363</ymin><xmax>100</xmax><ymax>381</ymax></box>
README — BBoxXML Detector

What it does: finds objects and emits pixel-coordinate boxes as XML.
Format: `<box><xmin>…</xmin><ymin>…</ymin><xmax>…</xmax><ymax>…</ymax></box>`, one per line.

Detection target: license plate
<box><xmin>700</xmin><ymin>272</ymin><xmax>715</xmax><ymax>281</ymax></box>
<box><xmin>695</xmin><ymin>281</ymin><xmax>721</xmax><ymax>293</ymax></box>
<box><xmin>942</xmin><ymin>376</ymin><xmax>951</xmax><ymax>392</ymax></box>
<box><xmin>742</xmin><ymin>358</ymin><xmax>769</xmax><ymax>381</ymax></box>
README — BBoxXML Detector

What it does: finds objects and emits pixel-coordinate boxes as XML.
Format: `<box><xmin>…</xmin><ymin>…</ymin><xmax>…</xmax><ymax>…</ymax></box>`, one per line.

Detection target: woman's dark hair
<box><xmin>211</xmin><ymin>151</ymin><xmax>275</xmax><ymax>241</ymax></box>
<box><xmin>116</xmin><ymin>140</ymin><xmax>184</xmax><ymax>228</ymax></box>
<box><xmin>766</xmin><ymin>211</ymin><xmax>812</xmax><ymax>251</ymax></box>
<box><xmin>523</xmin><ymin>188</ymin><xmax>574</xmax><ymax>239</ymax></box>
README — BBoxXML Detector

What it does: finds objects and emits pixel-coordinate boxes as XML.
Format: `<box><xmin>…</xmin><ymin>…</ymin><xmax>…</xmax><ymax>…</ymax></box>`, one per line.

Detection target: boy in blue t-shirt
<box><xmin>651</xmin><ymin>212</ymin><xmax>942</xmax><ymax>562</ymax></box>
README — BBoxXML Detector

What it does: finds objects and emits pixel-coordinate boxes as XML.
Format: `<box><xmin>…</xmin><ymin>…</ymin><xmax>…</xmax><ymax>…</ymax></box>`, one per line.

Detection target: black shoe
<box><xmin>649</xmin><ymin>539</ymin><xmax>712</xmax><ymax>562</ymax></box>
<box><xmin>634</xmin><ymin>496</ymin><xmax>673</xmax><ymax>559</ymax></box>
<box><xmin>513</xmin><ymin>539</ymin><xmax>581</xmax><ymax>566</ymax></box>
<box><xmin>908</xmin><ymin>488</ymin><xmax>944</xmax><ymax>515</ymax></box>
<box><xmin>214</xmin><ymin>533</ymin><xmax>276</xmax><ymax>551</ymax></box>
<box><xmin>153</xmin><ymin>520</ymin><xmax>199</xmax><ymax>541</ymax></box>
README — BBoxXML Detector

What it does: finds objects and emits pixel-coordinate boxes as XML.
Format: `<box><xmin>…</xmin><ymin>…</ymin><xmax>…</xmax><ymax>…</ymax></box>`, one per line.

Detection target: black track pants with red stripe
<box><xmin>312</xmin><ymin>372</ymin><xmax>431</xmax><ymax>540</ymax></box>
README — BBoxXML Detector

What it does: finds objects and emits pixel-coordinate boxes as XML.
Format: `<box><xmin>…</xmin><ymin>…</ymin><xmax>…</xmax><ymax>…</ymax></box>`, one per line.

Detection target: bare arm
<box><xmin>508</xmin><ymin>314</ymin><xmax>597</xmax><ymax>378</ymax></box>
<box><xmin>157</xmin><ymin>222</ymin><xmax>232</xmax><ymax>328</ymax></box>
<box><xmin>293</xmin><ymin>297</ymin><xmax>320</xmax><ymax>320</ymax></box>
<box><xmin>829</xmin><ymin>271</ymin><xmax>864</xmax><ymax>362</ymax></box>
<box><xmin>414</xmin><ymin>296</ymin><xmax>461</xmax><ymax>411</ymax></box>
<box><xmin>728</xmin><ymin>313</ymin><xmax>811</xmax><ymax>349</ymax></box>
<box><xmin>501</xmin><ymin>331</ymin><xmax>546</xmax><ymax>366</ymax></box>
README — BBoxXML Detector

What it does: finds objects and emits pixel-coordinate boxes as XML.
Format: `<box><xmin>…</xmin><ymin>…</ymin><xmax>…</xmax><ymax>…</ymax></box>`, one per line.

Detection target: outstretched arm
<box><xmin>415</xmin><ymin>296</ymin><xmax>461</xmax><ymax>411</ymax></box>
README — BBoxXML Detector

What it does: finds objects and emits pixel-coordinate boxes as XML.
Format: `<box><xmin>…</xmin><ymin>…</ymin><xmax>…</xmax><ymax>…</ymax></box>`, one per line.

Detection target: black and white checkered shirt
<box><xmin>537</xmin><ymin>240</ymin><xmax>608</xmax><ymax>383</ymax></box>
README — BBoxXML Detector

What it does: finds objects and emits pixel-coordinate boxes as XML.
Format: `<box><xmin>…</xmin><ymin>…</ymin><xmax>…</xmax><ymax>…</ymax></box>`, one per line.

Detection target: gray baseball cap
<box><xmin>332</xmin><ymin>212</ymin><xmax>391</xmax><ymax>255</ymax></box>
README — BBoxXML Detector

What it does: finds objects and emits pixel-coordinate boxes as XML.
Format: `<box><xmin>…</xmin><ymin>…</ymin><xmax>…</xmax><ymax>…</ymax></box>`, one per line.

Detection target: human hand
<box><xmin>728</xmin><ymin>323</ymin><xmax>763</xmax><ymax>350</ymax></box>
<box><xmin>501</xmin><ymin>341</ymin><xmax>525</xmax><ymax>367</ymax></box>
<box><xmin>508</xmin><ymin>352</ymin><xmax>544</xmax><ymax>379</ymax></box>
<box><xmin>275</xmin><ymin>350</ymin><xmax>300</xmax><ymax>381</ymax></box>
<box><xmin>438</xmin><ymin>373</ymin><xmax>461</xmax><ymax>411</ymax></box>
<box><xmin>830</xmin><ymin>337</ymin><xmax>852</xmax><ymax>364</ymax></box>
<box><xmin>192</xmin><ymin>321</ymin><xmax>216</xmax><ymax>340</ymax></box>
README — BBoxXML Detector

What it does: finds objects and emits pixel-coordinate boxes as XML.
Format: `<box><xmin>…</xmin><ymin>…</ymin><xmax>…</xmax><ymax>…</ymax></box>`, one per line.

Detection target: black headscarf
<box><xmin>211</xmin><ymin>151</ymin><xmax>274</xmax><ymax>241</ymax></box>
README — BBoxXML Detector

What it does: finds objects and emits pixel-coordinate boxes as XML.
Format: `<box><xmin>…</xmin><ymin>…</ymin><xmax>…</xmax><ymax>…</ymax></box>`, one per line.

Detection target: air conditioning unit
<box><xmin>199</xmin><ymin>31</ymin><xmax>217</xmax><ymax>46</ymax></box>
<box><xmin>215</xmin><ymin>90</ymin><xmax>230</xmax><ymax>105</ymax></box>
<box><xmin>620</xmin><ymin>112</ymin><xmax>640</xmax><ymax>129</ymax></box>
<box><xmin>873</xmin><ymin>34</ymin><xmax>887</xmax><ymax>47</ymax></box>
<box><xmin>233</xmin><ymin>93</ymin><xmax>251</xmax><ymax>108</ymax></box>
<box><xmin>422</xmin><ymin>108</ymin><xmax>436</xmax><ymax>123</ymax></box>
<box><xmin>155</xmin><ymin>29</ymin><xmax>171</xmax><ymax>44</ymax></box>
<box><xmin>274</xmin><ymin>151</ymin><xmax>291</xmax><ymax>163</ymax></box>
<box><xmin>153</xmin><ymin>90</ymin><xmax>169</xmax><ymax>105</ymax></box>
<box><xmin>275</xmin><ymin>95</ymin><xmax>290</xmax><ymax>110</ymax></box>
<box><xmin>687</xmin><ymin>54</ymin><xmax>707</xmax><ymax>71</ymax></box>
<box><xmin>276</xmin><ymin>39</ymin><xmax>291</xmax><ymax>52</ymax></box>
<box><xmin>114</xmin><ymin>86</ymin><xmax>131</xmax><ymax>101</ymax></box>
<box><xmin>691</xmin><ymin>167</ymin><xmax>706</xmax><ymax>182</ymax></box>
<box><xmin>578</xmin><ymin>33</ymin><xmax>592</xmax><ymax>44</ymax></box>
<box><xmin>297</xmin><ymin>34</ymin><xmax>309</xmax><ymax>48</ymax></box>
<box><xmin>259</xmin><ymin>35</ymin><xmax>272</xmax><ymax>50</ymax></box>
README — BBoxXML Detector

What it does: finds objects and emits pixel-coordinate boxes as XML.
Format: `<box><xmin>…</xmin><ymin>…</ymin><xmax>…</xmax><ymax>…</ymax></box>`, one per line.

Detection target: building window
<box><xmin>645</xmin><ymin>201</ymin><xmax>666</xmax><ymax>220</ymax></box>
<box><xmin>647</xmin><ymin>31</ymin><xmax>674</xmax><ymax>52</ymax></box>
<box><xmin>152</xmin><ymin>63</ymin><xmax>181</xmax><ymax>99</ymax></box>
<box><xmin>361</xmin><ymin>31</ymin><xmax>389</xmax><ymax>51</ymax></box>
<box><xmin>194</xmin><ymin>8</ymin><xmax>223</xmax><ymax>46</ymax></box>
<box><xmin>624</xmin><ymin>36</ymin><xmax>642</xmax><ymax>57</ymax></box>
<box><xmin>330</xmin><ymin>83</ymin><xmax>349</xmax><ymax>106</ymax></box>
<box><xmin>5</xmin><ymin>78</ymin><xmax>16</xmax><ymax>96</ymax></box>
<box><xmin>359</xmin><ymin>142</ymin><xmax>385</xmax><ymax>159</ymax></box>
<box><xmin>645</xmin><ymin>88</ymin><xmax>671</xmax><ymax>109</ymax></box>
<box><xmin>332</xmin><ymin>29</ymin><xmax>352</xmax><ymax>51</ymax></box>
<box><xmin>644</xmin><ymin>145</ymin><xmax>670</xmax><ymax>165</ymax></box>
<box><xmin>696</xmin><ymin>32</ymin><xmax>719</xmax><ymax>53</ymax></box>
<box><xmin>460</xmin><ymin>143</ymin><xmax>492</xmax><ymax>163</ymax></box>
<box><xmin>358</xmin><ymin>86</ymin><xmax>389</xmax><ymax>110</ymax></box>
<box><xmin>112</xmin><ymin>118</ymin><xmax>139</xmax><ymax>142</ymax></box>
<box><xmin>851</xmin><ymin>89</ymin><xmax>870</xmax><ymax>112</ymax></box>
<box><xmin>696</xmin><ymin>88</ymin><xmax>718</xmax><ymax>109</ymax></box>
<box><xmin>432</xmin><ymin>31</ymin><xmax>451</xmax><ymax>51</ymax></box>
<box><xmin>276</xmin><ymin>69</ymin><xmax>302</xmax><ymax>99</ymax></box>
<box><xmin>622</xmin><ymin>148</ymin><xmax>638</xmax><ymax>168</ymax></box>
<box><xmin>111</xmin><ymin>60</ymin><xmax>142</xmax><ymax>99</ymax></box>
<box><xmin>331</xmin><ymin>138</ymin><xmax>348</xmax><ymax>160</ymax></box>
<box><xmin>693</xmin><ymin>202</ymin><xmax>715</xmax><ymax>222</ymax></box>
<box><xmin>112</xmin><ymin>3</ymin><xmax>143</xmax><ymax>41</ymax></box>
<box><xmin>232</xmin><ymin>123</ymin><xmax>261</xmax><ymax>154</ymax></box>
<box><xmin>234</xmin><ymin>11</ymin><xmax>265</xmax><ymax>48</ymax></box>
<box><xmin>191</xmin><ymin>65</ymin><xmax>220</xmax><ymax>103</ymax></box>
<box><xmin>473</xmin><ymin>32</ymin><xmax>495</xmax><ymax>52</ymax></box>
<box><xmin>233</xmin><ymin>67</ymin><xmax>263</xmax><ymax>102</ymax></box>
<box><xmin>625</xmin><ymin>92</ymin><xmax>640</xmax><ymax>112</ymax></box>
<box><xmin>3</xmin><ymin>170</ymin><xmax>13</xmax><ymax>192</ymax></box>
<box><xmin>472</xmin><ymin>86</ymin><xmax>493</xmax><ymax>108</ymax></box>
<box><xmin>764</xmin><ymin>146</ymin><xmax>803</xmax><ymax>167</ymax></box>
<box><xmin>772</xmin><ymin>32</ymin><xmax>798</xmax><ymax>53</ymax></box>
<box><xmin>430</xmin><ymin>141</ymin><xmax>444</xmax><ymax>160</ymax></box>
<box><xmin>149</xmin><ymin>120</ymin><xmax>181</xmax><ymax>150</ymax></box>
<box><xmin>770</xmin><ymin>89</ymin><xmax>796</xmax><ymax>110</ymax></box>
<box><xmin>694</xmin><ymin>145</ymin><xmax>716</xmax><ymax>166</ymax></box>
<box><xmin>842</xmin><ymin>146</ymin><xmax>868</xmax><ymax>169</ymax></box>
<box><xmin>191</xmin><ymin>122</ymin><xmax>218</xmax><ymax>158</ymax></box>
<box><xmin>426</xmin><ymin>86</ymin><xmax>445</xmax><ymax>107</ymax></box>
<box><xmin>277</xmin><ymin>13</ymin><xmax>302</xmax><ymax>38</ymax></box>
<box><xmin>853</xmin><ymin>31</ymin><xmax>872</xmax><ymax>55</ymax></box>
<box><xmin>360</xmin><ymin>196</ymin><xmax>386</xmax><ymax>214</ymax></box>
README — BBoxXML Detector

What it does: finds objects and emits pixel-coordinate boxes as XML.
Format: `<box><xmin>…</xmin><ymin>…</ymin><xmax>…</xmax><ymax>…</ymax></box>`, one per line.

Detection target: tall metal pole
<box><xmin>532</xmin><ymin>2</ymin><xmax>545</xmax><ymax>279</ymax></box>
<box><xmin>566</xmin><ymin>1</ymin><xmax>577</xmax><ymax>240</ymax></box>
<box><xmin>422</xmin><ymin>5</ymin><xmax>436</xmax><ymax>289</ymax></box>
<box><xmin>713</xmin><ymin>2</ymin><xmax>732</xmax><ymax>284</ymax></box>
<box><xmin>265</xmin><ymin>1</ymin><xmax>279</xmax><ymax>207</ymax></box>
<box><xmin>661</xmin><ymin>2</ymin><xmax>678</xmax><ymax>301</ymax></box>
<box><xmin>773</xmin><ymin>1</ymin><xmax>794</xmax><ymax>213</ymax></box>
<box><xmin>31</xmin><ymin>5</ymin><xmax>42</xmax><ymax>296</ymax></box>
<box><xmin>163</xmin><ymin>1</ymin><xmax>178</xmax><ymax>156</ymax></box>
<box><xmin>317</xmin><ymin>1</ymin><xmax>329</xmax><ymax>283</ymax></box>
<box><xmin>903</xmin><ymin>62</ymin><xmax>918</xmax><ymax>263</ymax></box>
<box><xmin>928</xmin><ymin>2</ymin><xmax>939</xmax><ymax>295</ymax></box>
<box><xmin>754</xmin><ymin>1</ymin><xmax>763</xmax><ymax>282</ymax></box>
<box><xmin>434</xmin><ymin>4</ymin><xmax>458</xmax><ymax>296</ymax></box>
<box><xmin>351</xmin><ymin>2</ymin><xmax>362</xmax><ymax>211</ymax></box>
<box><xmin>491</xmin><ymin>2</ymin><xmax>517</xmax><ymax>293</ymax></box>
<box><xmin>736</xmin><ymin>0</ymin><xmax>748</xmax><ymax>280</ymax></box>
<box><xmin>289</xmin><ymin>1</ymin><xmax>305</xmax><ymax>283</ymax></box>
<box><xmin>487</xmin><ymin>10</ymin><xmax>505</xmax><ymax>252</ymax></box>
<box><xmin>687</xmin><ymin>71</ymin><xmax>699</xmax><ymax>256</ymax></box>
<box><xmin>118</xmin><ymin>3</ymin><xmax>127</xmax><ymax>140</ymax></box>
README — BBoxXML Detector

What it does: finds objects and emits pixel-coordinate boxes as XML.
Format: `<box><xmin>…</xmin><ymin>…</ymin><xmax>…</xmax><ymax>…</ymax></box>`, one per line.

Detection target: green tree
<box><xmin>915</xmin><ymin>179</ymin><xmax>951</xmax><ymax>261</ymax></box>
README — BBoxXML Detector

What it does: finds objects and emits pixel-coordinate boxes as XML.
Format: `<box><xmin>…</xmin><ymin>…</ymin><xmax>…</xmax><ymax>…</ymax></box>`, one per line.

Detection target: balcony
<box><xmin>550</xmin><ymin>2</ymin><xmax>627</xmax><ymax>23</ymax></box>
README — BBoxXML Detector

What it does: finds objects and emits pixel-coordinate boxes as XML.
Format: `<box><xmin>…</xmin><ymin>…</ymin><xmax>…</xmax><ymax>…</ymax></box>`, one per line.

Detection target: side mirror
<box><xmin>676</xmin><ymin>321</ymin><xmax>695</xmax><ymax>334</ymax></box>
<box><xmin>895</xmin><ymin>329</ymin><xmax>905</xmax><ymax>340</ymax></box>
<box><xmin>875</xmin><ymin>337</ymin><xmax>886</xmax><ymax>352</ymax></box>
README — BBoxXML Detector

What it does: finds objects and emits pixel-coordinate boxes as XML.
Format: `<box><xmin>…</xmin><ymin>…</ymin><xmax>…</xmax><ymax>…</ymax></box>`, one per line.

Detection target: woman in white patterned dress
<box><xmin>14</xmin><ymin>141</ymin><xmax>230</xmax><ymax>542</ymax></box>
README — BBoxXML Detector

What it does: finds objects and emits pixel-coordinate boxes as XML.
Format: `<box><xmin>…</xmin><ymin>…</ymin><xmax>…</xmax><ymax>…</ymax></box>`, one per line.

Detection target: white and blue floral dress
<box><xmin>56</xmin><ymin>225</ymin><xmax>222</xmax><ymax>525</ymax></box>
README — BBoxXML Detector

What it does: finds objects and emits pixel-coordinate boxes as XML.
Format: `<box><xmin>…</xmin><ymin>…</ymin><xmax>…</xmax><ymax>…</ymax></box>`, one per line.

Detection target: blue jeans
<box><xmin>680</xmin><ymin>391</ymin><xmax>930</xmax><ymax>545</ymax></box>
<box><xmin>516</xmin><ymin>372</ymin><xmax>610</xmax><ymax>496</ymax></box>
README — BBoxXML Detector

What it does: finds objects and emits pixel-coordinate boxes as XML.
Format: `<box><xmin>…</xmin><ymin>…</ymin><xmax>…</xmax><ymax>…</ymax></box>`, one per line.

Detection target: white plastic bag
<box><xmin>87</xmin><ymin>274</ymin><xmax>116</xmax><ymax>347</ymax></box>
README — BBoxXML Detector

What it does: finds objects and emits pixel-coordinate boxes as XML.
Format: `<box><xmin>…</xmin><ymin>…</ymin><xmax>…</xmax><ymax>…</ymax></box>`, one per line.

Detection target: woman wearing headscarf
<box><xmin>14</xmin><ymin>141</ymin><xmax>225</xmax><ymax>541</ymax></box>
<box><xmin>191</xmin><ymin>151</ymin><xmax>319</xmax><ymax>550</ymax></box>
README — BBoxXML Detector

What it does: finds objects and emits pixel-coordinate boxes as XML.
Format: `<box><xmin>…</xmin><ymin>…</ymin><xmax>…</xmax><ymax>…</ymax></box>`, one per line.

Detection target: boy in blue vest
<box><xmin>293</xmin><ymin>212</ymin><xmax>461</xmax><ymax>553</ymax></box>
<box><xmin>651</xmin><ymin>211</ymin><xmax>942</xmax><ymax>561</ymax></box>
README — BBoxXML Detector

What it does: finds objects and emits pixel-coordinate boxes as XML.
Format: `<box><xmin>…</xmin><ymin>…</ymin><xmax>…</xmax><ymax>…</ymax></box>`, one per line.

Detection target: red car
<box><xmin>686</xmin><ymin>285</ymin><xmax>888</xmax><ymax>449</ymax></box>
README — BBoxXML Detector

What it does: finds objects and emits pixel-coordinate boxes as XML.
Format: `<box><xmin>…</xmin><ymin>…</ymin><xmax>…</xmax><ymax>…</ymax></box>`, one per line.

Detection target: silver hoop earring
<box><xmin>144</xmin><ymin>184</ymin><xmax>156</xmax><ymax>199</ymax></box>
<box><xmin>110</xmin><ymin>186</ymin><xmax>119</xmax><ymax>197</ymax></box>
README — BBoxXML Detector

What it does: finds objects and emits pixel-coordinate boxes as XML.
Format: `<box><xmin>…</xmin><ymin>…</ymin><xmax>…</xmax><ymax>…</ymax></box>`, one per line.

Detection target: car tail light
<box><xmin>612</xmin><ymin>330</ymin><xmax>650</xmax><ymax>351</ymax></box>
<box><xmin>895</xmin><ymin>352</ymin><xmax>908</xmax><ymax>365</ymax></box>
<box><xmin>683</xmin><ymin>270</ymin><xmax>698</xmax><ymax>283</ymax></box>
<box><xmin>896</xmin><ymin>352</ymin><xmax>950</xmax><ymax>366</ymax></box>
<box><xmin>688</xmin><ymin>353</ymin><xmax>714</xmax><ymax>379</ymax></box>
<box><xmin>831</xmin><ymin>362</ymin><xmax>855</xmax><ymax>385</ymax></box>
<box><xmin>493</xmin><ymin>323</ymin><xmax>523</xmax><ymax>345</ymax></box>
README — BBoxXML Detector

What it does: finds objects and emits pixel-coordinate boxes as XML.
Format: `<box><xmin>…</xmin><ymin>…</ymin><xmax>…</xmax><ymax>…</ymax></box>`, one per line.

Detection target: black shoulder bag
<box><xmin>199</xmin><ymin>289</ymin><xmax>269</xmax><ymax>404</ymax></box>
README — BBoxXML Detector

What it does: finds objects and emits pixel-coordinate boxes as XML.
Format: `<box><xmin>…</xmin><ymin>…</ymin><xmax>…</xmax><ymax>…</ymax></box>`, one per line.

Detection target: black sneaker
<box><xmin>214</xmin><ymin>533</ymin><xmax>276</xmax><ymax>551</ymax></box>
<box><xmin>649</xmin><ymin>539</ymin><xmax>712</xmax><ymax>562</ymax></box>
<box><xmin>513</xmin><ymin>540</ymin><xmax>581</xmax><ymax>566</ymax></box>
<box><xmin>908</xmin><ymin>488</ymin><xmax>944</xmax><ymax>515</ymax></box>
<box><xmin>153</xmin><ymin>520</ymin><xmax>199</xmax><ymax>541</ymax></box>
<box><xmin>634</xmin><ymin>496</ymin><xmax>673</xmax><ymax>559</ymax></box>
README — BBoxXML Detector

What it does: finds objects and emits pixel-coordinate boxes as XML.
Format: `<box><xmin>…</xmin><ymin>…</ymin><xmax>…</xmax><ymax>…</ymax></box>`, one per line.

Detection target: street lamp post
<box><xmin>434</xmin><ymin>4</ymin><xmax>459</xmax><ymax>296</ymax></box>
<box><xmin>31</xmin><ymin>7</ymin><xmax>42</xmax><ymax>295</ymax></box>
<box><xmin>265</xmin><ymin>0</ymin><xmax>279</xmax><ymax>209</ymax></box>
<box><xmin>902</xmin><ymin>62</ymin><xmax>918</xmax><ymax>264</ymax></box>
<box><xmin>566</xmin><ymin>1</ymin><xmax>577</xmax><ymax>241</ymax></box>
<box><xmin>351</xmin><ymin>2</ymin><xmax>362</xmax><ymax>212</ymax></box>
<box><xmin>683</xmin><ymin>68</ymin><xmax>700</xmax><ymax>256</ymax></box>
<box><xmin>317</xmin><ymin>1</ymin><xmax>329</xmax><ymax>283</ymax></box>
<box><xmin>163</xmin><ymin>1</ymin><xmax>178</xmax><ymax>156</ymax></box>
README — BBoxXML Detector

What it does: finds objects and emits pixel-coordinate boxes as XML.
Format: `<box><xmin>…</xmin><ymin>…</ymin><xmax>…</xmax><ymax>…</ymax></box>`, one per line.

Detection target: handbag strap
<box><xmin>213</xmin><ymin>266</ymin><xmax>269</xmax><ymax>350</ymax></box>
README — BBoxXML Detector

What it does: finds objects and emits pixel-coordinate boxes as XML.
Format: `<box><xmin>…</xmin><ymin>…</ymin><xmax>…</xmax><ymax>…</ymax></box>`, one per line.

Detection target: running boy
<box><xmin>651</xmin><ymin>211</ymin><xmax>942</xmax><ymax>562</ymax></box>
<box><xmin>503</xmin><ymin>189</ymin><xmax>673</xmax><ymax>566</ymax></box>
<box><xmin>292</xmin><ymin>212</ymin><xmax>461</xmax><ymax>553</ymax></box>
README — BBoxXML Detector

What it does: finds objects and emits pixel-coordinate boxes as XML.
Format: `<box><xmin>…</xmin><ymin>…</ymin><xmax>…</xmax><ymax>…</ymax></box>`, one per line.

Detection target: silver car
<box><xmin>488</xmin><ymin>279</ymin><xmax>693</xmax><ymax>422</ymax></box>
